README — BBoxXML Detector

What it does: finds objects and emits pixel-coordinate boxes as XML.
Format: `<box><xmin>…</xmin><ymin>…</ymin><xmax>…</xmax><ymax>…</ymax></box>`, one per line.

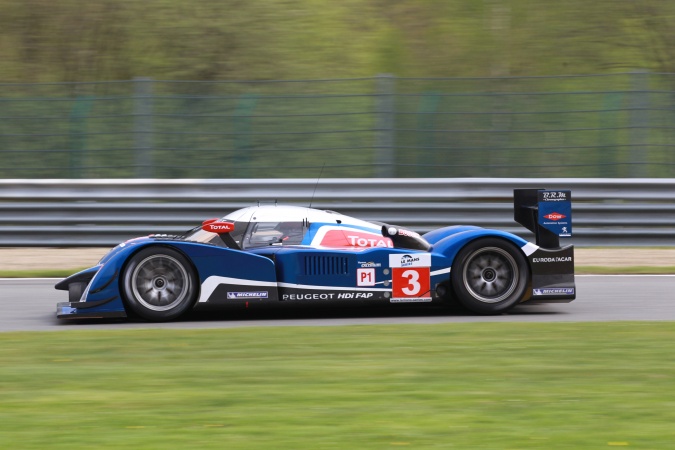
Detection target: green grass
<box><xmin>2</xmin><ymin>323</ymin><xmax>675</xmax><ymax>448</ymax></box>
<box><xmin>0</xmin><ymin>268</ymin><xmax>88</xmax><ymax>278</ymax></box>
<box><xmin>576</xmin><ymin>266</ymin><xmax>675</xmax><ymax>275</ymax></box>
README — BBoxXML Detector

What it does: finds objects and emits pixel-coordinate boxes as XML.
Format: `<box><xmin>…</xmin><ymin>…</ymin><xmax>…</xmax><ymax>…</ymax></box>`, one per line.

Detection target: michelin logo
<box><xmin>227</xmin><ymin>292</ymin><xmax>269</xmax><ymax>299</ymax></box>
<box><xmin>533</xmin><ymin>288</ymin><xmax>575</xmax><ymax>296</ymax></box>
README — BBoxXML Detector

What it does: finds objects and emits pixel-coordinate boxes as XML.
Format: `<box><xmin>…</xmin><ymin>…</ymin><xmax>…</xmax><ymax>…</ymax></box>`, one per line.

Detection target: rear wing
<box><xmin>514</xmin><ymin>189</ymin><xmax>572</xmax><ymax>249</ymax></box>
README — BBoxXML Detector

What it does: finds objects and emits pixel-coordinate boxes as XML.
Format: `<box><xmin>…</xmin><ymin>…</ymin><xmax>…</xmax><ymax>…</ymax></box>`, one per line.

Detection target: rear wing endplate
<box><xmin>514</xmin><ymin>189</ymin><xmax>572</xmax><ymax>249</ymax></box>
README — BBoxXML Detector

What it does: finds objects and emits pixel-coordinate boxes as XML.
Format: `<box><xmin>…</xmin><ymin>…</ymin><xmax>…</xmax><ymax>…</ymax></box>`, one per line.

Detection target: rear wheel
<box><xmin>451</xmin><ymin>238</ymin><xmax>529</xmax><ymax>314</ymax></box>
<box><xmin>121</xmin><ymin>247</ymin><xmax>198</xmax><ymax>321</ymax></box>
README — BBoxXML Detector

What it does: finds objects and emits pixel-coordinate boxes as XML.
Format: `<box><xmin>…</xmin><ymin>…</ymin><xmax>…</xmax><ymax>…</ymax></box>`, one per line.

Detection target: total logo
<box><xmin>543</xmin><ymin>212</ymin><xmax>566</xmax><ymax>221</ymax></box>
<box><xmin>316</xmin><ymin>228</ymin><xmax>394</xmax><ymax>248</ymax></box>
<box><xmin>347</xmin><ymin>235</ymin><xmax>392</xmax><ymax>248</ymax></box>
<box><xmin>202</xmin><ymin>220</ymin><xmax>235</xmax><ymax>233</ymax></box>
<box><xmin>209</xmin><ymin>224</ymin><xmax>234</xmax><ymax>231</ymax></box>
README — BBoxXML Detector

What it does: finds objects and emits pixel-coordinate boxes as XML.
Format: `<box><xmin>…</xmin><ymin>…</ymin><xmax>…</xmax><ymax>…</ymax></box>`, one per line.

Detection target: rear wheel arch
<box><xmin>450</xmin><ymin>236</ymin><xmax>530</xmax><ymax>314</ymax></box>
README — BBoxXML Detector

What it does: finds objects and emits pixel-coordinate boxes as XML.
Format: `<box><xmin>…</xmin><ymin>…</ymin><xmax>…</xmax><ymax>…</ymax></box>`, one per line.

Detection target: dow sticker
<box><xmin>391</xmin><ymin>267</ymin><xmax>431</xmax><ymax>302</ymax></box>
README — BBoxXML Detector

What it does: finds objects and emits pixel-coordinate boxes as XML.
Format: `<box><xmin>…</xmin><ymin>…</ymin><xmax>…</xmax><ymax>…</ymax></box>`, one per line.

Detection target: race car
<box><xmin>56</xmin><ymin>188</ymin><xmax>575</xmax><ymax>321</ymax></box>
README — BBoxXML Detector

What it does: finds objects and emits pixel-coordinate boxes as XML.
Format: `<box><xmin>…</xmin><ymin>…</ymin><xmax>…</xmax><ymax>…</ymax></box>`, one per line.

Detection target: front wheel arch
<box><xmin>450</xmin><ymin>237</ymin><xmax>530</xmax><ymax>314</ymax></box>
<box><xmin>120</xmin><ymin>245</ymin><xmax>199</xmax><ymax>321</ymax></box>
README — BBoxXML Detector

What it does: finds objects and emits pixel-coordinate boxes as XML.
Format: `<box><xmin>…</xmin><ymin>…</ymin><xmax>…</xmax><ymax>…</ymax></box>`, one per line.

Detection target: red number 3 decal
<box><xmin>401</xmin><ymin>269</ymin><xmax>422</xmax><ymax>295</ymax></box>
<box><xmin>392</xmin><ymin>267</ymin><xmax>431</xmax><ymax>300</ymax></box>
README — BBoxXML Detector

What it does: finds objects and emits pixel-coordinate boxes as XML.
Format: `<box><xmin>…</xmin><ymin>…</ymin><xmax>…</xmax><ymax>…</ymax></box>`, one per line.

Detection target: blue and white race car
<box><xmin>56</xmin><ymin>188</ymin><xmax>575</xmax><ymax>321</ymax></box>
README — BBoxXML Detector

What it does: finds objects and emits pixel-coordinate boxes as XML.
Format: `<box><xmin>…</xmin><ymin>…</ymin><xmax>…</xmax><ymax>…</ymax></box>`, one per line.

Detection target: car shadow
<box><xmin>52</xmin><ymin>303</ymin><xmax>565</xmax><ymax>327</ymax></box>
<box><xmin>177</xmin><ymin>303</ymin><xmax>563</xmax><ymax>324</ymax></box>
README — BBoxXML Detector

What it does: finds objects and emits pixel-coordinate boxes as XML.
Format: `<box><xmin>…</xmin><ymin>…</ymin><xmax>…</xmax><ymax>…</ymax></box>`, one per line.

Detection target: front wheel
<box><xmin>451</xmin><ymin>238</ymin><xmax>529</xmax><ymax>314</ymax></box>
<box><xmin>121</xmin><ymin>246</ymin><xmax>198</xmax><ymax>321</ymax></box>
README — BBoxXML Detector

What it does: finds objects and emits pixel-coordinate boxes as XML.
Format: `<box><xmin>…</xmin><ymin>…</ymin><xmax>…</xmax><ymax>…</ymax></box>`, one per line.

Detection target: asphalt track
<box><xmin>1</xmin><ymin>275</ymin><xmax>673</xmax><ymax>332</ymax></box>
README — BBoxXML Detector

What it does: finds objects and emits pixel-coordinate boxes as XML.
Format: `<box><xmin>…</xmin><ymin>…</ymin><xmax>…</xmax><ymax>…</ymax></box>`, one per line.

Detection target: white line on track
<box><xmin>576</xmin><ymin>274</ymin><xmax>675</xmax><ymax>277</ymax></box>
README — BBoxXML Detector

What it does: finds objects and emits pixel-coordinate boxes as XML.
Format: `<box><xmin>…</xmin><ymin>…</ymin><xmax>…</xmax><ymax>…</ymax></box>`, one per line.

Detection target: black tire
<box><xmin>451</xmin><ymin>238</ymin><xmax>529</xmax><ymax>314</ymax></box>
<box><xmin>121</xmin><ymin>246</ymin><xmax>198</xmax><ymax>321</ymax></box>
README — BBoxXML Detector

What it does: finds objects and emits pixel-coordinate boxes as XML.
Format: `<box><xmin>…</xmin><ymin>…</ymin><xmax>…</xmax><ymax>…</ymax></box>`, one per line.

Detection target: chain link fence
<box><xmin>1</xmin><ymin>73</ymin><xmax>674</xmax><ymax>178</ymax></box>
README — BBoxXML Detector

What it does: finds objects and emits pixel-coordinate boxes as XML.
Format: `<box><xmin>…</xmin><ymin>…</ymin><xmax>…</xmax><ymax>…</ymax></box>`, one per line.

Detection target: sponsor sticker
<box><xmin>336</xmin><ymin>292</ymin><xmax>375</xmax><ymax>299</ymax></box>
<box><xmin>538</xmin><ymin>190</ymin><xmax>572</xmax><ymax>237</ymax></box>
<box><xmin>396</xmin><ymin>229</ymin><xmax>421</xmax><ymax>238</ymax></box>
<box><xmin>388</xmin><ymin>253</ymin><xmax>432</xmax><ymax>268</ymax></box>
<box><xmin>358</xmin><ymin>261</ymin><xmax>382</xmax><ymax>268</ymax></box>
<box><xmin>281</xmin><ymin>292</ymin><xmax>375</xmax><ymax>300</ymax></box>
<box><xmin>390</xmin><ymin>297</ymin><xmax>433</xmax><ymax>303</ymax></box>
<box><xmin>203</xmin><ymin>221</ymin><xmax>235</xmax><ymax>233</ymax></box>
<box><xmin>533</xmin><ymin>288</ymin><xmax>575</xmax><ymax>296</ymax></box>
<box><xmin>317</xmin><ymin>228</ymin><xmax>393</xmax><ymax>248</ymax></box>
<box><xmin>227</xmin><ymin>291</ymin><xmax>269</xmax><ymax>299</ymax></box>
<box><xmin>543</xmin><ymin>212</ymin><xmax>566</xmax><ymax>221</ymax></box>
<box><xmin>532</xmin><ymin>256</ymin><xmax>573</xmax><ymax>263</ymax></box>
<box><xmin>540</xmin><ymin>191</ymin><xmax>569</xmax><ymax>202</ymax></box>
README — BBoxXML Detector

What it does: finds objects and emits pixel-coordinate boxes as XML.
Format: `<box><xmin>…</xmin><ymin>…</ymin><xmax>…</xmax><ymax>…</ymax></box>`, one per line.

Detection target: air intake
<box><xmin>304</xmin><ymin>256</ymin><xmax>349</xmax><ymax>276</ymax></box>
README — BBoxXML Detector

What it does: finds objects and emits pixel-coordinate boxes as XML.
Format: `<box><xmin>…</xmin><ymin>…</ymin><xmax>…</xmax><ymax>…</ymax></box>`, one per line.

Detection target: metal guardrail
<box><xmin>1</xmin><ymin>178</ymin><xmax>673</xmax><ymax>247</ymax></box>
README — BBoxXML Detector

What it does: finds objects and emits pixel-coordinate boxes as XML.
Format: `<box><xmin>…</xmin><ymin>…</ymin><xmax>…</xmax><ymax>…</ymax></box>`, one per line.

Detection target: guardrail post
<box><xmin>601</xmin><ymin>92</ymin><xmax>622</xmax><ymax>177</ymax></box>
<box><xmin>629</xmin><ymin>70</ymin><xmax>649</xmax><ymax>177</ymax></box>
<box><xmin>233</xmin><ymin>93</ymin><xmax>258</xmax><ymax>178</ymax></box>
<box><xmin>375</xmin><ymin>74</ymin><xmax>395</xmax><ymax>178</ymax></box>
<box><xmin>134</xmin><ymin>77</ymin><xmax>154</xmax><ymax>178</ymax></box>
<box><xmin>417</xmin><ymin>92</ymin><xmax>441</xmax><ymax>177</ymax></box>
<box><xmin>68</xmin><ymin>95</ymin><xmax>93</xmax><ymax>178</ymax></box>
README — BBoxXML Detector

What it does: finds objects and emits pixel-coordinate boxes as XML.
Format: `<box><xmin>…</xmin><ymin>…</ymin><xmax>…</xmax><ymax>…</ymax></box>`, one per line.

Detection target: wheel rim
<box><xmin>462</xmin><ymin>247</ymin><xmax>518</xmax><ymax>304</ymax></box>
<box><xmin>130</xmin><ymin>254</ymin><xmax>190</xmax><ymax>312</ymax></box>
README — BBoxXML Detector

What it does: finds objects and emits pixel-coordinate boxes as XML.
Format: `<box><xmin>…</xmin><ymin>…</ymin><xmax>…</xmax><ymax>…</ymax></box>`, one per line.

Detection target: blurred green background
<box><xmin>1</xmin><ymin>0</ymin><xmax>674</xmax><ymax>178</ymax></box>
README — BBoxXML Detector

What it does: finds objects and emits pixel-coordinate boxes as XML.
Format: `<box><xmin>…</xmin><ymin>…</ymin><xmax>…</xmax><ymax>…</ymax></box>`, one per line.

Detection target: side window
<box><xmin>243</xmin><ymin>222</ymin><xmax>306</xmax><ymax>248</ymax></box>
<box><xmin>276</xmin><ymin>221</ymin><xmax>305</xmax><ymax>245</ymax></box>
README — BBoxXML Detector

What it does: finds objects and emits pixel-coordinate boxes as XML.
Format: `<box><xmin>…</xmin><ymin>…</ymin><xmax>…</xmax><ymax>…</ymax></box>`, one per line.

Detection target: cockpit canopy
<box><xmin>185</xmin><ymin>205</ymin><xmax>430</xmax><ymax>251</ymax></box>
